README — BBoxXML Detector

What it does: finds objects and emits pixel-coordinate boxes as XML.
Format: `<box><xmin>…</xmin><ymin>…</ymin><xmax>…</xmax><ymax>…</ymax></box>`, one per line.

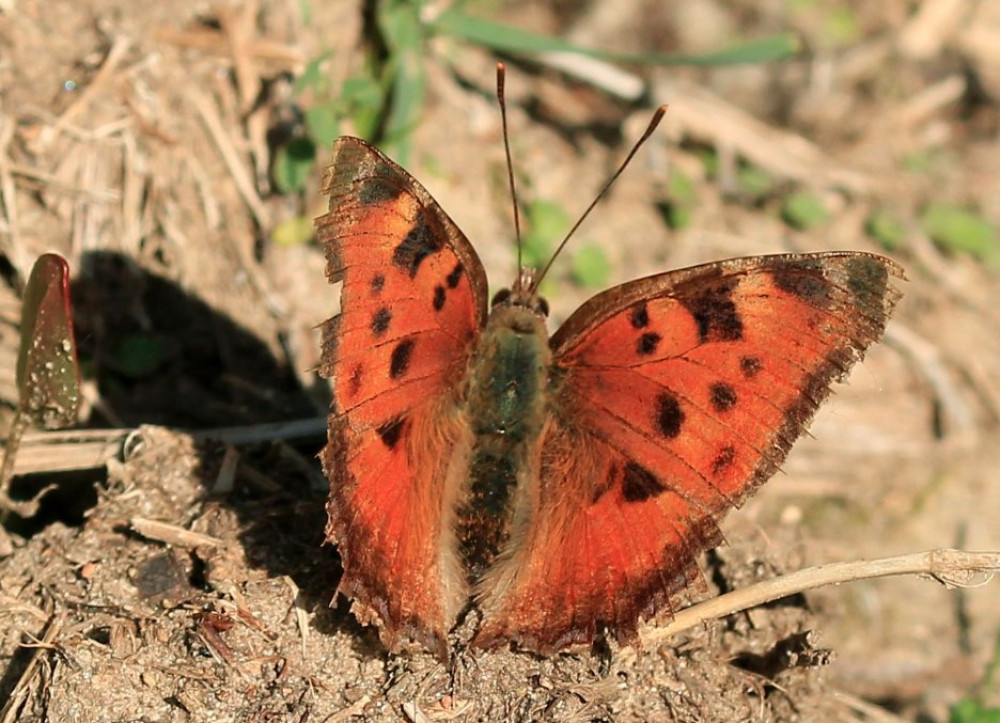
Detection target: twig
<box><xmin>639</xmin><ymin>549</ymin><xmax>1000</xmax><ymax>649</ymax></box>
<box><xmin>39</xmin><ymin>36</ymin><xmax>132</xmax><ymax>149</ymax></box>
<box><xmin>211</xmin><ymin>445</ymin><xmax>240</xmax><ymax>494</ymax></box>
<box><xmin>186</xmin><ymin>87</ymin><xmax>269</xmax><ymax>229</ymax></box>
<box><xmin>654</xmin><ymin>79</ymin><xmax>871</xmax><ymax>193</ymax></box>
<box><xmin>0</xmin><ymin>612</ymin><xmax>64</xmax><ymax>723</ymax></box>
<box><xmin>832</xmin><ymin>690</ymin><xmax>909</xmax><ymax>722</ymax></box>
<box><xmin>324</xmin><ymin>695</ymin><xmax>372</xmax><ymax>723</ymax></box>
<box><xmin>884</xmin><ymin>323</ymin><xmax>978</xmax><ymax>436</ymax></box>
<box><xmin>11</xmin><ymin>418</ymin><xmax>326</xmax><ymax>476</ymax></box>
<box><xmin>129</xmin><ymin>517</ymin><xmax>224</xmax><ymax>549</ymax></box>
<box><xmin>534</xmin><ymin>52</ymin><xmax>645</xmax><ymax>101</ymax></box>
<box><xmin>187</xmin><ymin>86</ymin><xmax>286</xmax><ymax>316</ymax></box>
<box><xmin>0</xmin><ymin>410</ymin><xmax>54</xmax><ymax>519</ymax></box>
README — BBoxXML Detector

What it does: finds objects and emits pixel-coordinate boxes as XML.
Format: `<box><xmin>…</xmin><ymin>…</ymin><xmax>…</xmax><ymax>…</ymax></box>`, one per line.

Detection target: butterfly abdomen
<box><xmin>456</xmin><ymin>304</ymin><xmax>551</xmax><ymax>580</ymax></box>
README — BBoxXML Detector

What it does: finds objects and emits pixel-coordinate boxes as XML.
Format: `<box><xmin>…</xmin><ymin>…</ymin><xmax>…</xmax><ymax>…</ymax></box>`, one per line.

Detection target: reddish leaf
<box><xmin>16</xmin><ymin>253</ymin><xmax>81</xmax><ymax>430</ymax></box>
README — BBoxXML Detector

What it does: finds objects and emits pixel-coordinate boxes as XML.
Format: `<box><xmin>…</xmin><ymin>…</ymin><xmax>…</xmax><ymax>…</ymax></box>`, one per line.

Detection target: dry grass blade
<box><xmin>656</xmin><ymin>79</ymin><xmax>871</xmax><ymax>193</ymax></box>
<box><xmin>638</xmin><ymin>549</ymin><xmax>1000</xmax><ymax>651</ymax></box>
<box><xmin>12</xmin><ymin>428</ymin><xmax>129</xmax><ymax>476</ymax></box>
<box><xmin>0</xmin><ymin>612</ymin><xmax>63</xmax><ymax>723</ymax></box>
<box><xmin>129</xmin><ymin>517</ymin><xmax>224</xmax><ymax>548</ymax></box>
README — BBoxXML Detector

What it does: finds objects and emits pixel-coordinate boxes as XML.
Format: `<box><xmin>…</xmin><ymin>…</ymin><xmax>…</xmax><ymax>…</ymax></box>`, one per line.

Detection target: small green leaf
<box><xmin>571</xmin><ymin>245</ymin><xmax>610</xmax><ymax>288</ymax></box>
<box><xmin>661</xmin><ymin>204</ymin><xmax>692</xmax><ymax>230</ymax></box>
<box><xmin>661</xmin><ymin>170</ymin><xmax>697</xmax><ymax>229</ymax></box>
<box><xmin>737</xmin><ymin>164</ymin><xmax>774</xmax><ymax>199</ymax></box>
<box><xmin>299</xmin><ymin>0</ymin><xmax>313</xmax><ymax>26</ymax></box>
<box><xmin>272</xmin><ymin>215</ymin><xmax>315</xmax><ymax>247</ymax></box>
<box><xmin>866</xmin><ymin>210</ymin><xmax>907</xmax><ymax>250</ymax></box>
<box><xmin>522</xmin><ymin>200</ymin><xmax>569</xmax><ymax>270</ymax></box>
<box><xmin>273</xmin><ymin>136</ymin><xmax>317</xmax><ymax>194</ymax></box>
<box><xmin>919</xmin><ymin>202</ymin><xmax>999</xmax><ymax>262</ymax></box>
<box><xmin>380</xmin><ymin>1</ymin><xmax>426</xmax><ymax>159</ymax></box>
<box><xmin>339</xmin><ymin>74</ymin><xmax>388</xmax><ymax>141</ymax></box>
<box><xmin>699</xmin><ymin>148</ymin><xmax>720</xmax><ymax>179</ymax></box>
<box><xmin>295</xmin><ymin>51</ymin><xmax>332</xmax><ymax>95</ymax></box>
<box><xmin>305</xmin><ymin>105</ymin><xmax>339</xmax><ymax>149</ymax></box>
<box><xmin>827</xmin><ymin>6</ymin><xmax>862</xmax><ymax>46</ymax></box>
<box><xmin>111</xmin><ymin>334</ymin><xmax>166</xmax><ymax>379</ymax></box>
<box><xmin>16</xmin><ymin>253</ymin><xmax>81</xmax><ymax>430</ymax></box>
<box><xmin>431</xmin><ymin>8</ymin><xmax>799</xmax><ymax>65</ymax></box>
<box><xmin>668</xmin><ymin>170</ymin><xmax>696</xmax><ymax>205</ymax></box>
<box><xmin>950</xmin><ymin>699</ymin><xmax>1000</xmax><ymax>723</ymax></box>
<box><xmin>781</xmin><ymin>191</ymin><xmax>830</xmax><ymax>229</ymax></box>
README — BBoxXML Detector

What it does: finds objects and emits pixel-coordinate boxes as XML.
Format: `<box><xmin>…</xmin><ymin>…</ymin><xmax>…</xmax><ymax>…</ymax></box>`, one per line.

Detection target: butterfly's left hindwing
<box><xmin>475</xmin><ymin>252</ymin><xmax>902</xmax><ymax>652</ymax></box>
<box><xmin>317</xmin><ymin>138</ymin><xmax>488</xmax><ymax>658</ymax></box>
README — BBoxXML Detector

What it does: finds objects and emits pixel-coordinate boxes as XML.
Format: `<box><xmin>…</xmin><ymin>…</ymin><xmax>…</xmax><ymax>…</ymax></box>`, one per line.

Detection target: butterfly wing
<box><xmin>475</xmin><ymin>252</ymin><xmax>903</xmax><ymax>652</ymax></box>
<box><xmin>316</xmin><ymin>137</ymin><xmax>489</xmax><ymax>657</ymax></box>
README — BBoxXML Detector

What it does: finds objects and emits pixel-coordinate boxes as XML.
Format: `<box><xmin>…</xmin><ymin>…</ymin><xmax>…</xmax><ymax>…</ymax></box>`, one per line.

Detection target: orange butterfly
<box><xmin>315</xmin><ymin>76</ymin><xmax>902</xmax><ymax>660</ymax></box>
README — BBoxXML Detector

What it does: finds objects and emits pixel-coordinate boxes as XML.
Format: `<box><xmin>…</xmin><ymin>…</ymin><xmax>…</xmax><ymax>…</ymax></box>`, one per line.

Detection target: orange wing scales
<box><xmin>474</xmin><ymin>253</ymin><xmax>902</xmax><ymax>651</ymax></box>
<box><xmin>317</xmin><ymin>138</ymin><xmax>488</xmax><ymax>658</ymax></box>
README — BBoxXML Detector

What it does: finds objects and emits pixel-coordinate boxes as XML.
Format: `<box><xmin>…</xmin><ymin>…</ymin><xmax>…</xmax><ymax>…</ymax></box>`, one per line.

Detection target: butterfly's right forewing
<box><xmin>317</xmin><ymin>138</ymin><xmax>489</xmax><ymax>658</ymax></box>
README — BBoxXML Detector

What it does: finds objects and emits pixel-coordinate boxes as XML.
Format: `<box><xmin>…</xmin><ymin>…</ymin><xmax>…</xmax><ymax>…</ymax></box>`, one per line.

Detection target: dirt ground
<box><xmin>1</xmin><ymin>0</ymin><xmax>999</xmax><ymax>721</ymax></box>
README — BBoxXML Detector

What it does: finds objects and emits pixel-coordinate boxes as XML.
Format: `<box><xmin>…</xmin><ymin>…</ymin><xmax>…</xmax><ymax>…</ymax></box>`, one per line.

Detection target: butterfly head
<box><xmin>491</xmin><ymin>267</ymin><xmax>549</xmax><ymax>320</ymax></box>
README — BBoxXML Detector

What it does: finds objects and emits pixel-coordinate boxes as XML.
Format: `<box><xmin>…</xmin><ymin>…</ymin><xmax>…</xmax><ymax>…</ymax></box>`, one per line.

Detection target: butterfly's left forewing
<box><xmin>317</xmin><ymin>138</ymin><xmax>489</xmax><ymax>658</ymax></box>
<box><xmin>475</xmin><ymin>252</ymin><xmax>902</xmax><ymax>652</ymax></box>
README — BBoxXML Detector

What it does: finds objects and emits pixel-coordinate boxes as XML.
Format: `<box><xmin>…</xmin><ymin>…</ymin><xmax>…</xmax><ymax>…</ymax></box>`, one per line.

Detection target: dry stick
<box><xmin>0</xmin><ymin>612</ymin><xmax>64</xmax><ymax>723</ymax></box>
<box><xmin>187</xmin><ymin>87</ymin><xmax>270</xmax><ymax>230</ymax></box>
<box><xmin>657</xmin><ymin>79</ymin><xmax>871</xmax><ymax>194</ymax></box>
<box><xmin>638</xmin><ymin>548</ymin><xmax>1000</xmax><ymax>650</ymax></box>
<box><xmin>832</xmin><ymin>690</ymin><xmax>910</xmax><ymax>723</ymax></box>
<box><xmin>187</xmin><ymin>87</ymin><xmax>287</xmax><ymax>317</ymax></box>
<box><xmin>885</xmin><ymin>323</ymin><xmax>978</xmax><ymax>435</ymax></box>
<box><xmin>5</xmin><ymin>163</ymin><xmax>120</xmax><ymax>202</ymax></box>
<box><xmin>11</xmin><ymin>418</ymin><xmax>327</xmax><ymax>477</ymax></box>
<box><xmin>129</xmin><ymin>517</ymin><xmax>224</xmax><ymax>549</ymax></box>
<box><xmin>40</xmin><ymin>36</ymin><xmax>132</xmax><ymax>149</ymax></box>
<box><xmin>535</xmin><ymin>52</ymin><xmax>645</xmax><ymax>102</ymax></box>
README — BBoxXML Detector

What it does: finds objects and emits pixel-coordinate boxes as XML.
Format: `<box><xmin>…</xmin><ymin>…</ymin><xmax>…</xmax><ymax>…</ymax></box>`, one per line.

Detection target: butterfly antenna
<box><xmin>496</xmin><ymin>62</ymin><xmax>525</xmax><ymax>293</ymax></box>
<box><xmin>529</xmin><ymin>104</ymin><xmax>668</xmax><ymax>295</ymax></box>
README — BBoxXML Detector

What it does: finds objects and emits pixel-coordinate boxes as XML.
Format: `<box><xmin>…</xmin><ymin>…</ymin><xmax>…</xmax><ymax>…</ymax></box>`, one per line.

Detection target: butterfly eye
<box><xmin>534</xmin><ymin>297</ymin><xmax>549</xmax><ymax>317</ymax></box>
<box><xmin>491</xmin><ymin>289</ymin><xmax>512</xmax><ymax>307</ymax></box>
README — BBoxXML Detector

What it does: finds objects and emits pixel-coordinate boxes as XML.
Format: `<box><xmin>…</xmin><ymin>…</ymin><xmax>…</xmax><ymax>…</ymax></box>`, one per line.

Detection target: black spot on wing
<box><xmin>655</xmin><ymin>392</ymin><xmax>684</xmax><ymax>438</ymax></box>
<box><xmin>637</xmin><ymin>332</ymin><xmax>661</xmax><ymax>356</ymax></box>
<box><xmin>389</xmin><ymin>339</ymin><xmax>414</xmax><ymax>379</ymax></box>
<box><xmin>359</xmin><ymin>179</ymin><xmax>403</xmax><ymax>206</ymax></box>
<box><xmin>709</xmin><ymin>382</ymin><xmax>737</xmax><ymax>412</ymax></box>
<box><xmin>433</xmin><ymin>285</ymin><xmax>446</xmax><ymax>311</ymax></box>
<box><xmin>845</xmin><ymin>256</ymin><xmax>890</xmax><ymax>310</ymax></box>
<box><xmin>630</xmin><ymin>303</ymin><xmax>649</xmax><ymax>329</ymax></box>
<box><xmin>392</xmin><ymin>218</ymin><xmax>441</xmax><ymax>279</ymax></box>
<box><xmin>348</xmin><ymin>364</ymin><xmax>363</xmax><ymax>397</ymax></box>
<box><xmin>622</xmin><ymin>462</ymin><xmax>666</xmax><ymax>502</ymax></box>
<box><xmin>682</xmin><ymin>280</ymin><xmax>743</xmax><ymax>343</ymax></box>
<box><xmin>591</xmin><ymin>464</ymin><xmax>617</xmax><ymax>505</ymax></box>
<box><xmin>370</xmin><ymin>274</ymin><xmax>385</xmax><ymax>295</ymax></box>
<box><xmin>771</xmin><ymin>261</ymin><xmax>833</xmax><ymax>308</ymax></box>
<box><xmin>711</xmin><ymin>445</ymin><xmax>736</xmax><ymax>476</ymax></box>
<box><xmin>371</xmin><ymin>307</ymin><xmax>391</xmax><ymax>337</ymax></box>
<box><xmin>446</xmin><ymin>263</ymin><xmax>464</xmax><ymax>288</ymax></box>
<box><xmin>739</xmin><ymin>355</ymin><xmax>762</xmax><ymax>379</ymax></box>
<box><xmin>376</xmin><ymin>416</ymin><xmax>405</xmax><ymax>449</ymax></box>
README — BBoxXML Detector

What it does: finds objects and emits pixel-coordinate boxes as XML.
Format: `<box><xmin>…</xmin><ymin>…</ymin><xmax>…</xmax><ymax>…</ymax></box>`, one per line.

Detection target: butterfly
<box><xmin>315</xmin><ymin>105</ymin><xmax>902</xmax><ymax>661</ymax></box>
